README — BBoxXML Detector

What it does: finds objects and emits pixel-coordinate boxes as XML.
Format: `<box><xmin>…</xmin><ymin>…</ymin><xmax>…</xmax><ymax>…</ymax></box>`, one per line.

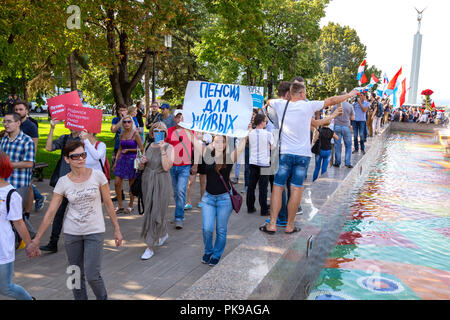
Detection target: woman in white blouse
<box><xmin>79</xmin><ymin>130</ymin><xmax>106</xmax><ymax>173</ymax></box>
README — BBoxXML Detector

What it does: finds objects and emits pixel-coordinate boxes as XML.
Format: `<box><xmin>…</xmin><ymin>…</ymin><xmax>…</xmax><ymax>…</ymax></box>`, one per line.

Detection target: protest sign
<box><xmin>246</xmin><ymin>86</ymin><xmax>264</xmax><ymax>109</ymax></box>
<box><xmin>179</xmin><ymin>81</ymin><xmax>253</xmax><ymax>138</ymax></box>
<box><xmin>47</xmin><ymin>91</ymin><xmax>83</xmax><ymax>120</ymax></box>
<box><xmin>65</xmin><ymin>104</ymin><xmax>103</xmax><ymax>133</ymax></box>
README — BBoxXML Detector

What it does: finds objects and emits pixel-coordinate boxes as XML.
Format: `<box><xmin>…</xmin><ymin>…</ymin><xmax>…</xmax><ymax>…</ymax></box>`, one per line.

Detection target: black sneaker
<box><xmin>333</xmin><ymin>163</ymin><xmax>340</xmax><ymax>167</ymax></box>
<box><xmin>209</xmin><ymin>258</ymin><xmax>220</xmax><ymax>266</ymax></box>
<box><xmin>201</xmin><ymin>253</ymin><xmax>212</xmax><ymax>264</ymax></box>
<box><xmin>346</xmin><ymin>165</ymin><xmax>354</xmax><ymax>168</ymax></box>
<box><xmin>39</xmin><ymin>244</ymin><xmax>57</xmax><ymax>253</ymax></box>
<box><xmin>362</xmin><ymin>150</ymin><xmax>366</xmax><ymax>155</ymax></box>
<box><xmin>247</xmin><ymin>208</ymin><xmax>256</xmax><ymax>214</ymax></box>
<box><xmin>352</xmin><ymin>150</ymin><xmax>358</xmax><ymax>154</ymax></box>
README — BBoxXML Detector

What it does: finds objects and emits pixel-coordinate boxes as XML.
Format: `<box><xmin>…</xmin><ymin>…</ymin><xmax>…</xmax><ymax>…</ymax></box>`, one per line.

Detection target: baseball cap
<box><xmin>160</xmin><ymin>103</ymin><xmax>170</xmax><ymax>109</ymax></box>
<box><xmin>174</xmin><ymin>109</ymin><xmax>183</xmax><ymax>117</ymax></box>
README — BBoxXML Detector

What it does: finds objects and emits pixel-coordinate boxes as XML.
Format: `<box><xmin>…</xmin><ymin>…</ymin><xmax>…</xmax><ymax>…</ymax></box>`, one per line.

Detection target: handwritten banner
<box><xmin>65</xmin><ymin>105</ymin><xmax>103</xmax><ymax>133</ymax></box>
<box><xmin>246</xmin><ymin>86</ymin><xmax>264</xmax><ymax>109</ymax></box>
<box><xmin>179</xmin><ymin>81</ymin><xmax>253</xmax><ymax>138</ymax></box>
<box><xmin>47</xmin><ymin>91</ymin><xmax>83</xmax><ymax>120</ymax></box>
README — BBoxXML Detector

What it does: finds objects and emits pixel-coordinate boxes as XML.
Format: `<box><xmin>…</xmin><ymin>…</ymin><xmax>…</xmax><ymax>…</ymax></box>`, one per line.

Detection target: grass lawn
<box><xmin>34</xmin><ymin>116</ymin><xmax>117</xmax><ymax>179</ymax></box>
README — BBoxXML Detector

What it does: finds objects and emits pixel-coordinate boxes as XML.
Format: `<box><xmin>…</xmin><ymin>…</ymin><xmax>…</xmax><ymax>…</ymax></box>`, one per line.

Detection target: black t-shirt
<box><xmin>205</xmin><ymin>163</ymin><xmax>233</xmax><ymax>195</ymax></box>
<box><xmin>319</xmin><ymin>127</ymin><xmax>334</xmax><ymax>151</ymax></box>
<box><xmin>20</xmin><ymin>118</ymin><xmax>39</xmax><ymax>139</ymax></box>
<box><xmin>136</xmin><ymin>109</ymin><xmax>145</xmax><ymax>127</ymax></box>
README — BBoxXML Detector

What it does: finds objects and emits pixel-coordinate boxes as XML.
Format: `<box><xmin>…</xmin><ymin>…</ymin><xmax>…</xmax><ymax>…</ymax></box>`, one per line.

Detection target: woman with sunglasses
<box><xmin>138</xmin><ymin>122</ymin><xmax>174</xmax><ymax>260</ymax></box>
<box><xmin>29</xmin><ymin>141</ymin><xmax>123</xmax><ymax>300</ymax></box>
<box><xmin>112</xmin><ymin>114</ymin><xmax>144</xmax><ymax>214</ymax></box>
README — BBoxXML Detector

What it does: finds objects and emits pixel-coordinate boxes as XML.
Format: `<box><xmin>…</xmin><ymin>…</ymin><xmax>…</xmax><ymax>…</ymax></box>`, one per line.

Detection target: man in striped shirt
<box><xmin>246</xmin><ymin>113</ymin><xmax>274</xmax><ymax>215</ymax></box>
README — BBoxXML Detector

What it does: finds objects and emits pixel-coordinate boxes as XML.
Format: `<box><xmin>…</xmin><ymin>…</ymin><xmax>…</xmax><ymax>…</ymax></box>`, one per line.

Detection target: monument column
<box><xmin>408</xmin><ymin>8</ymin><xmax>425</xmax><ymax>105</ymax></box>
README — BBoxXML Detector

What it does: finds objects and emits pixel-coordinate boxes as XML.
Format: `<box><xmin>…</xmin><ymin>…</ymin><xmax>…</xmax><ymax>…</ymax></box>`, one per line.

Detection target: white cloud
<box><xmin>320</xmin><ymin>0</ymin><xmax>450</xmax><ymax>105</ymax></box>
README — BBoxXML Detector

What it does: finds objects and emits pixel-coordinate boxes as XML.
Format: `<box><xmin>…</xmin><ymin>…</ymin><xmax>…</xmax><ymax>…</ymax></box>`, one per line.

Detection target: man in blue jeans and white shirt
<box><xmin>261</xmin><ymin>83</ymin><xmax>357</xmax><ymax>234</ymax></box>
<box><xmin>332</xmin><ymin>94</ymin><xmax>355</xmax><ymax>168</ymax></box>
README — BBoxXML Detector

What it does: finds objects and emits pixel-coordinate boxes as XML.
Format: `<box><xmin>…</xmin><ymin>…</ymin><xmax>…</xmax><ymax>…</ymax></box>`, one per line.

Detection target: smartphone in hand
<box><xmin>154</xmin><ymin>131</ymin><xmax>165</xmax><ymax>144</ymax></box>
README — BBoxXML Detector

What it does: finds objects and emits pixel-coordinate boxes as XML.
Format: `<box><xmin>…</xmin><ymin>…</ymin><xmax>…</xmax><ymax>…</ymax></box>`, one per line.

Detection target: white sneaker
<box><xmin>141</xmin><ymin>248</ymin><xmax>154</xmax><ymax>260</ymax></box>
<box><xmin>157</xmin><ymin>234</ymin><xmax>169</xmax><ymax>246</ymax></box>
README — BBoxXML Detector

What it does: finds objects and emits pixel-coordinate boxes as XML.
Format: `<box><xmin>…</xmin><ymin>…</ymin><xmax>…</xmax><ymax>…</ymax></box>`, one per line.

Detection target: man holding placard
<box><xmin>260</xmin><ymin>83</ymin><xmax>358</xmax><ymax>235</ymax></box>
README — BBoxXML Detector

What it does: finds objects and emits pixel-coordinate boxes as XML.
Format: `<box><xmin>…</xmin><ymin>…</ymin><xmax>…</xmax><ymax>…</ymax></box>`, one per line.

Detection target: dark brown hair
<box><xmin>277</xmin><ymin>81</ymin><xmax>291</xmax><ymax>98</ymax></box>
<box><xmin>63</xmin><ymin>141</ymin><xmax>85</xmax><ymax>157</ymax></box>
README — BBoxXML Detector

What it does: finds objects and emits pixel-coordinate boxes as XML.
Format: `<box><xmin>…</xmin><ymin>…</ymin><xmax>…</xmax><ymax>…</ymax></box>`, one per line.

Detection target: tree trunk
<box><xmin>21</xmin><ymin>68</ymin><xmax>28</xmax><ymax>101</ymax></box>
<box><xmin>144</xmin><ymin>58</ymin><xmax>150</xmax><ymax>116</ymax></box>
<box><xmin>68</xmin><ymin>51</ymin><xmax>78</xmax><ymax>91</ymax></box>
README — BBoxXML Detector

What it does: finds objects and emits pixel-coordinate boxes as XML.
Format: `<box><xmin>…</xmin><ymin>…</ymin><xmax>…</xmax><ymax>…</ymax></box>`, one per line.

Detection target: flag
<box><xmin>381</xmin><ymin>73</ymin><xmax>389</xmax><ymax>97</ymax></box>
<box><xmin>368</xmin><ymin>74</ymin><xmax>379</xmax><ymax>88</ymax></box>
<box><xmin>357</xmin><ymin>59</ymin><xmax>366</xmax><ymax>82</ymax></box>
<box><xmin>431</xmin><ymin>101</ymin><xmax>436</xmax><ymax>110</ymax></box>
<box><xmin>360</xmin><ymin>72</ymin><xmax>368</xmax><ymax>85</ymax></box>
<box><xmin>384</xmin><ymin>67</ymin><xmax>402</xmax><ymax>96</ymax></box>
<box><xmin>399</xmin><ymin>78</ymin><xmax>406</xmax><ymax>107</ymax></box>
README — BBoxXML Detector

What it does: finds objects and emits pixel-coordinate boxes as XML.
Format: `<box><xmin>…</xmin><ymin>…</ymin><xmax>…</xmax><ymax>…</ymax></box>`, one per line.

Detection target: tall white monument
<box><xmin>408</xmin><ymin>8</ymin><xmax>425</xmax><ymax>104</ymax></box>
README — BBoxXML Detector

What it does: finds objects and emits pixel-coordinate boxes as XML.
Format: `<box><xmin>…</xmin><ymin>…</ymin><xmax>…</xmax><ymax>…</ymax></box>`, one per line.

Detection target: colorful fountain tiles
<box><xmin>309</xmin><ymin>132</ymin><xmax>450</xmax><ymax>300</ymax></box>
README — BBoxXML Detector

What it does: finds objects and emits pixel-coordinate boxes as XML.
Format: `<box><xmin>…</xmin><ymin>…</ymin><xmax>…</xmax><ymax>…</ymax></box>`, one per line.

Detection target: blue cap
<box><xmin>160</xmin><ymin>103</ymin><xmax>170</xmax><ymax>109</ymax></box>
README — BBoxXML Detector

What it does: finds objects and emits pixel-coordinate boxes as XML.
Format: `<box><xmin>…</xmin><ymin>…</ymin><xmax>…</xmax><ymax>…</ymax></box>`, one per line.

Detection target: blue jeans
<box><xmin>313</xmin><ymin>149</ymin><xmax>332</xmax><ymax>181</ymax></box>
<box><xmin>33</xmin><ymin>184</ymin><xmax>43</xmax><ymax>201</ymax></box>
<box><xmin>201</xmin><ymin>192</ymin><xmax>233</xmax><ymax>260</ymax></box>
<box><xmin>353</xmin><ymin>121</ymin><xmax>366</xmax><ymax>151</ymax></box>
<box><xmin>170</xmin><ymin>165</ymin><xmax>191</xmax><ymax>221</ymax></box>
<box><xmin>0</xmin><ymin>262</ymin><xmax>32</xmax><ymax>300</ymax></box>
<box><xmin>274</xmin><ymin>154</ymin><xmax>310</xmax><ymax>188</ymax></box>
<box><xmin>334</xmin><ymin>125</ymin><xmax>352</xmax><ymax>166</ymax></box>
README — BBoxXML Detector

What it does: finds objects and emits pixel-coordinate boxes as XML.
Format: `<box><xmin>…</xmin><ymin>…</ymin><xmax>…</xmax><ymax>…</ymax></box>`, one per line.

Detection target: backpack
<box><xmin>130</xmin><ymin>143</ymin><xmax>152</xmax><ymax>215</ymax></box>
<box><xmin>6</xmin><ymin>189</ymin><xmax>25</xmax><ymax>250</ymax></box>
<box><xmin>95</xmin><ymin>141</ymin><xmax>111</xmax><ymax>182</ymax></box>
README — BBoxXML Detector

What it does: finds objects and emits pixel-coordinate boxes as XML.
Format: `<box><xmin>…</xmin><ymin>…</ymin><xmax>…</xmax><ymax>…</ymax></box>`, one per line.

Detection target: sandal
<box><xmin>285</xmin><ymin>226</ymin><xmax>301</xmax><ymax>234</ymax></box>
<box><xmin>259</xmin><ymin>224</ymin><xmax>276</xmax><ymax>235</ymax></box>
<box><xmin>125</xmin><ymin>207</ymin><xmax>134</xmax><ymax>214</ymax></box>
<box><xmin>115</xmin><ymin>207</ymin><xmax>125</xmax><ymax>214</ymax></box>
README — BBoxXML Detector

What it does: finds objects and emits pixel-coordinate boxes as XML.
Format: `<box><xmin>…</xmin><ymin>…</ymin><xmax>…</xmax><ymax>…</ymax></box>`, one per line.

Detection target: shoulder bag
<box><xmin>216</xmin><ymin>167</ymin><xmax>242</xmax><ymax>213</ymax></box>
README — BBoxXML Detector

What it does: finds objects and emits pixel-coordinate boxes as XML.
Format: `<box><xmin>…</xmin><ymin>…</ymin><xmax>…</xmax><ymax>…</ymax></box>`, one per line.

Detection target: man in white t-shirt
<box><xmin>246</xmin><ymin>113</ymin><xmax>274</xmax><ymax>215</ymax></box>
<box><xmin>260</xmin><ymin>82</ymin><xmax>357</xmax><ymax>234</ymax></box>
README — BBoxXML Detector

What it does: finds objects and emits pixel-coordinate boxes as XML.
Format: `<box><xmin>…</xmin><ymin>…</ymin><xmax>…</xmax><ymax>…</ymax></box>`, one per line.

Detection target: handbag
<box><xmin>216</xmin><ymin>168</ymin><xmax>242</xmax><ymax>213</ymax></box>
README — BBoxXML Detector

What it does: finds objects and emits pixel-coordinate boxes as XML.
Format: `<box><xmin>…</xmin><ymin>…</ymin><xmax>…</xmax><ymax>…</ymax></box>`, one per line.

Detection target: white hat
<box><xmin>174</xmin><ymin>109</ymin><xmax>183</xmax><ymax>117</ymax></box>
<box><xmin>202</xmin><ymin>133</ymin><xmax>213</xmax><ymax>144</ymax></box>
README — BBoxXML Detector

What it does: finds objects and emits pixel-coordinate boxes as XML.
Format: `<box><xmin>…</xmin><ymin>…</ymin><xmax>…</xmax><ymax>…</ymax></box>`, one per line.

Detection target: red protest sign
<box><xmin>65</xmin><ymin>105</ymin><xmax>103</xmax><ymax>133</ymax></box>
<box><xmin>47</xmin><ymin>91</ymin><xmax>83</xmax><ymax>120</ymax></box>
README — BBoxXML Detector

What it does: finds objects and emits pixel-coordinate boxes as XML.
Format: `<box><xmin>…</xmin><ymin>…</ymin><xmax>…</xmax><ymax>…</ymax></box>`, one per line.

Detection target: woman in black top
<box><xmin>312</xmin><ymin>124</ymin><xmax>339</xmax><ymax>181</ymax></box>
<box><xmin>189</xmin><ymin>131</ymin><xmax>248</xmax><ymax>266</ymax></box>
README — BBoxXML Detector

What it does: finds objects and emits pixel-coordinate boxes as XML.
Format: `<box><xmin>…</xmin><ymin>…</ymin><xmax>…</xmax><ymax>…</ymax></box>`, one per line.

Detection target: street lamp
<box><xmin>152</xmin><ymin>34</ymin><xmax>172</xmax><ymax>103</ymax></box>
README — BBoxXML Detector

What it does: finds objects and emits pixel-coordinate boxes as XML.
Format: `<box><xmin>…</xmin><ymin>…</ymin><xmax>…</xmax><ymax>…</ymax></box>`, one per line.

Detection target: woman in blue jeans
<box><xmin>312</xmin><ymin>125</ymin><xmax>338</xmax><ymax>182</ymax></box>
<box><xmin>190</xmin><ymin>131</ymin><xmax>248</xmax><ymax>266</ymax></box>
<box><xmin>0</xmin><ymin>151</ymin><xmax>36</xmax><ymax>300</ymax></box>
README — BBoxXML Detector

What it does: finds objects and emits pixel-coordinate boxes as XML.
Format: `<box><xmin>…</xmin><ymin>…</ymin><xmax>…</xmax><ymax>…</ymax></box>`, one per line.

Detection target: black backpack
<box><xmin>6</xmin><ymin>189</ymin><xmax>22</xmax><ymax>249</ymax></box>
<box><xmin>130</xmin><ymin>143</ymin><xmax>151</xmax><ymax>215</ymax></box>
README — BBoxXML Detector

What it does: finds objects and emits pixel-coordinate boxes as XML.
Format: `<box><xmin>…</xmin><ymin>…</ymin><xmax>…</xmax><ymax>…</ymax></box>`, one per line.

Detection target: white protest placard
<box><xmin>179</xmin><ymin>81</ymin><xmax>253</xmax><ymax>138</ymax></box>
<box><xmin>246</xmin><ymin>86</ymin><xmax>264</xmax><ymax>109</ymax></box>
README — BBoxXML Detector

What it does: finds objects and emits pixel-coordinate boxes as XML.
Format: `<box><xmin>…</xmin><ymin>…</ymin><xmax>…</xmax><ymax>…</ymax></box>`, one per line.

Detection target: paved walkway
<box><xmin>8</xmin><ymin>133</ymin><xmax>378</xmax><ymax>300</ymax></box>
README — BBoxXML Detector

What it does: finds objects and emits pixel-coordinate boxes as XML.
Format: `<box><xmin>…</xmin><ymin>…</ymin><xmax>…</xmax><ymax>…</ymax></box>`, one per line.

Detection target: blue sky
<box><xmin>321</xmin><ymin>0</ymin><xmax>450</xmax><ymax>106</ymax></box>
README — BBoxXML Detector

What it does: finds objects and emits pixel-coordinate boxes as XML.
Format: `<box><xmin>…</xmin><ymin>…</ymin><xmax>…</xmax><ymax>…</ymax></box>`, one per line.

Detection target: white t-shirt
<box><xmin>54</xmin><ymin>169</ymin><xmax>108</xmax><ymax>236</ymax></box>
<box><xmin>83</xmin><ymin>139</ymin><xmax>107</xmax><ymax>173</ymax></box>
<box><xmin>269</xmin><ymin>99</ymin><xmax>324</xmax><ymax>157</ymax></box>
<box><xmin>0</xmin><ymin>185</ymin><xmax>23</xmax><ymax>264</ymax></box>
<box><xmin>249</xmin><ymin>129</ymin><xmax>274</xmax><ymax>167</ymax></box>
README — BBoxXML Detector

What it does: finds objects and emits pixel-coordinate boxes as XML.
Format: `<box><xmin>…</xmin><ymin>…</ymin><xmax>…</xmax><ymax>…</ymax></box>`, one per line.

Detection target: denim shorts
<box><xmin>274</xmin><ymin>154</ymin><xmax>311</xmax><ymax>188</ymax></box>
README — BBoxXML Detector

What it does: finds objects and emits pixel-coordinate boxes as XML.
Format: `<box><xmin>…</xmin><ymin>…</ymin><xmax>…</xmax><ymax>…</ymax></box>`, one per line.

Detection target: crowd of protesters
<box><xmin>0</xmin><ymin>83</ymin><xmax>448</xmax><ymax>300</ymax></box>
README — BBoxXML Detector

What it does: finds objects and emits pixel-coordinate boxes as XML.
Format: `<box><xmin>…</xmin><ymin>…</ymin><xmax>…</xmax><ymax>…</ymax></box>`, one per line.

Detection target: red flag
<box><xmin>387</xmin><ymin>67</ymin><xmax>402</xmax><ymax>91</ymax></box>
<box><xmin>431</xmin><ymin>101</ymin><xmax>436</xmax><ymax>109</ymax></box>
<box><xmin>399</xmin><ymin>79</ymin><xmax>406</xmax><ymax>107</ymax></box>
<box><xmin>360</xmin><ymin>73</ymin><xmax>368</xmax><ymax>85</ymax></box>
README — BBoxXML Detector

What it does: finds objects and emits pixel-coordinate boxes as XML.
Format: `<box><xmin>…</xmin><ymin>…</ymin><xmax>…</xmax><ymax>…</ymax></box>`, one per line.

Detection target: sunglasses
<box><xmin>123</xmin><ymin>120</ymin><xmax>132</xmax><ymax>124</ymax></box>
<box><xmin>68</xmin><ymin>152</ymin><xmax>87</xmax><ymax>160</ymax></box>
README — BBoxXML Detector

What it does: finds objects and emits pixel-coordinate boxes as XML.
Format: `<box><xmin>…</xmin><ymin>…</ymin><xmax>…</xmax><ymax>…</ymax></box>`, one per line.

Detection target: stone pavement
<box><xmin>7</xmin><ymin>130</ymin><xmax>381</xmax><ymax>300</ymax></box>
